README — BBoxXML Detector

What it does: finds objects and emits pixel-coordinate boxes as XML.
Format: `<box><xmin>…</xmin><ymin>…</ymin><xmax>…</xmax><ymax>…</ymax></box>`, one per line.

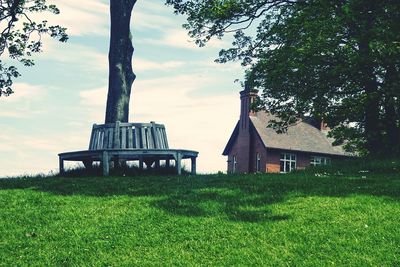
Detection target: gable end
<box><xmin>222</xmin><ymin>121</ymin><xmax>239</xmax><ymax>155</ymax></box>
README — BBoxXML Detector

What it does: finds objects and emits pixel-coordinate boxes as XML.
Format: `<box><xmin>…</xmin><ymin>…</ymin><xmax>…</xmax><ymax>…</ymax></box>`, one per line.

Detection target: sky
<box><xmin>0</xmin><ymin>0</ymin><xmax>246</xmax><ymax>177</ymax></box>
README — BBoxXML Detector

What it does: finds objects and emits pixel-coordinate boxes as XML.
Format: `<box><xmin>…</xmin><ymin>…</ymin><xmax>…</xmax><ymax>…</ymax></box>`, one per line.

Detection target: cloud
<box><xmin>79</xmin><ymin>86</ymin><xmax>106</xmax><ymax>107</ymax></box>
<box><xmin>0</xmin><ymin>125</ymin><xmax>89</xmax><ymax>177</ymax></box>
<box><xmin>46</xmin><ymin>0</ymin><xmax>109</xmax><ymax>36</ymax></box>
<box><xmin>46</xmin><ymin>0</ymin><xmax>177</xmax><ymax>36</ymax></box>
<box><xmin>0</xmin><ymin>83</ymin><xmax>47</xmax><ymax>118</ymax></box>
<box><xmin>139</xmin><ymin>28</ymin><xmax>228</xmax><ymax>50</ymax></box>
<box><xmin>133</xmin><ymin>0</ymin><xmax>232</xmax><ymax>51</ymax></box>
<box><xmin>38</xmin><ymin>40</ymin><xmax>107</xmax><ymax>71</ymax></box>
<box><xmin>3</xmin><ymin>83</ymin><xmax>45</xmax><ymax>102</ymax></box>
<box><xmin>133</xmin><ymin>59</ymin><xmax>185</xmax><ymax>71</ymax></box>
<box><xmin>132</xmin><ymin>1</ymin><xmax>181</xmax><ymax>31</ymax></box>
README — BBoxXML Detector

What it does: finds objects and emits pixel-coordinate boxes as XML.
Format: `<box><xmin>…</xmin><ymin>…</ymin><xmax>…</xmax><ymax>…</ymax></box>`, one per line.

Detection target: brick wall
<box><xmin>265</xmin><ymin>149</ymin><xmax>341</xmax><ymax>173</ymax></box>
<box><xmin>249</xmin><ymin>127</ymin><xmax>267</xmax><ymax>172</ymax></box>
<box><xmin>228</xmin><ymin>137</ymin><xmax>341</xmax><ymax>173</ymax></box>
<box><xmin>265</xmin><ymin>149</ymin><xmax>281</xmax><ymax>173</ymax></box>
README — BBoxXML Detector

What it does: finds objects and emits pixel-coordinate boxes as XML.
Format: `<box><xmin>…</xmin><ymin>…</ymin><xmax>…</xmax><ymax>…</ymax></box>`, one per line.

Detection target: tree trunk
<box><xmin>355</xmin><ymin>2</ymin><xmax>383</xmax><ymax>157</ymax></box>
<box><xmin>382</xmin><ymin>65</ymin><xmax>400</xmax><ymax>156</ymax></box>
<box><xmin>359</xmin><ymin>39</ymin><xmax>382</xmax><ymax>157</ymax></box>
<box><xmin>105</xmin><ymin>0</ymin><xmax>137</xmax><ymax>123</ymax></box>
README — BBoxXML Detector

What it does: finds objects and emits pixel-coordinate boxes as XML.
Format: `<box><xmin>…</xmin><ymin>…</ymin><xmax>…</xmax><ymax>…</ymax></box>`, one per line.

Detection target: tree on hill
<box><xmin>166</xmin><ymin>0</ymin><xmax>400</xmax><ymax>157</ymax></box>
<box><xmin>0</xmin><ymin>0</ymin><xmax>68</xmax><ymax>97</ymax></box>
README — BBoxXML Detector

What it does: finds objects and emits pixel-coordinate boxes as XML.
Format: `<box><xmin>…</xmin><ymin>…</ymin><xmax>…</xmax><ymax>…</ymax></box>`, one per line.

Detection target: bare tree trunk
<box><xmin>359</xmin><ymin>38</ymin><xmax>382</xmax><ymax>157</ymax></box>
<box><xmin>355</xmin><ymin>3</ymin><xmax>383</xmax><ymax>157</ymax></box>
<box><xmin>105</xmin><ymin>0</ymin><xmax>137</xmax><ymax>123</ymax></box>
<box><xmin>382</xmin><ymin>64</ymin><xmax>400</xmax><ymax>156</ymax></box>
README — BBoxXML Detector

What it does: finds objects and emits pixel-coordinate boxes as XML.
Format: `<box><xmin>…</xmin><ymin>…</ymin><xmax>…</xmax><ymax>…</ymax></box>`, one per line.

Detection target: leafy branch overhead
<box><xmin>0</xmin><ymin>0</ymin><xmax>68</xmax><ymax>96</ymax></box>
<box><xmin>166</xmin><ymin>0</ymin><xmax>400</xmax><ymax>157</ymax></box>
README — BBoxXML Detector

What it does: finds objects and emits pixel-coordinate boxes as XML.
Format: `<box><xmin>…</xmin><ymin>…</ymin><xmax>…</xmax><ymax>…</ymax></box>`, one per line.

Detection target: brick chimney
<box><xmin>236</xmin><ymin>83</ymin><xmax>259</xmax><ymax>173</ymax></box>
<box><xmin>239</xmin><ymin>83</ymin><xmax>259</xmax><ymax>130</ymax></box>
<box><xmin>320</xmin><ymin>120</ymin><xmax>329</xmax><ymax>132</ymax></box>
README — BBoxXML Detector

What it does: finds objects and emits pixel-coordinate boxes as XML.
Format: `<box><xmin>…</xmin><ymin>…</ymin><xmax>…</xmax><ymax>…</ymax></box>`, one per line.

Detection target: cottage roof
<box><xmin>223</xmin><ymin>112</ymin><xmax>347</xmax><ymax>156</ymax></box>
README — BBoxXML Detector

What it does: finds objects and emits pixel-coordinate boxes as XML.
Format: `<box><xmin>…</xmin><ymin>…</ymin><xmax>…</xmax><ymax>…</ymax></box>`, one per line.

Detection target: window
<box><xmin>232</xmin><ymin>155</ymin><xmax>237</xmax><ymax>173</ymax></box>
<box><xmin>256</xmin><ymin>153</ymin><xmax>261</xmax><ymax>172</ymax></box>
<box><xmin>280</xmin><ymin>153</ymin><xmax>296</xmax><ymax>173</ymax></box>
<box><xmin>310</xmin><ymin>156</ymin><xmax>331</xmax><ymax>166</ymax></box>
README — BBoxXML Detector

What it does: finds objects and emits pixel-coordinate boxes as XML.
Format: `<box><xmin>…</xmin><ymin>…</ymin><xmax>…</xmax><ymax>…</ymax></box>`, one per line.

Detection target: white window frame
<box><xmin>310</xmin><ymin>156</ymin><xmax>331</xmax><ymax>166</ymax></box>
<box><xmin>280</xmin><ymin>153</ymin><xmax>296</xmax><ymax>173</ymax></box>
<box><xmin>256</xmin><ymin>153</ymin><xmax>261</xmax><ymax>172</ymax></box>
<box><xmin>232</xmin><ymin>155</ymin><xmax>237</xmax><ymax>173</ymax></box>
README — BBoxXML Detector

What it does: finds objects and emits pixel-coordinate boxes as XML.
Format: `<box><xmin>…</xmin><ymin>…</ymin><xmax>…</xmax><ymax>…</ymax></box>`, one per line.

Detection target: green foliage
<box><xmin>305</xmin><ymin>157</ymin><xmax>400</xmax><ymax>175</ymax></box>
<box><xmin>0</xmin><ymin>163</ymin><xmax>399</xmax><ymax>265</ymax></box>
<box><xmin>0</xmin><ymin>0</ymin><xmax>68</xmax><ymax>96</ymax></box>
<box><xmin>166</xmin><ymin>0</ymin><xmax>400</xmax><ymax>157</ymax></box>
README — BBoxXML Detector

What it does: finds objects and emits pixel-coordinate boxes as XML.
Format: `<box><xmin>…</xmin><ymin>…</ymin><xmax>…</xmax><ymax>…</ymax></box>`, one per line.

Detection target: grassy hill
<box><xmin>0</xmin><ymin>161</ymin><xmax>399</xmax><ymax>266</ymax></box>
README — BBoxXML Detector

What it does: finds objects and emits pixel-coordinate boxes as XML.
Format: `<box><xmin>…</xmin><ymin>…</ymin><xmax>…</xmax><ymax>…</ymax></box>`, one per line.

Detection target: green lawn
<box><xmin>0</xmin><ymin>168</ymin><xmax>399</xmax><ymax>266</ymax></box>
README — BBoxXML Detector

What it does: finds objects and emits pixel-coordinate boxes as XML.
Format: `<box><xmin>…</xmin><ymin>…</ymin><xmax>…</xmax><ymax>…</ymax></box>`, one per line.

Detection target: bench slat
<box><xmin>107</xmin><ymin>128</ymin><xmax>113</xmax><ymax>149</ymax></box>
<box><xmin>121</xmin><ymin>126</ymin><xmax>127</xmax><ymax>149</ymax></box>
<box><xmin>88</xmin><ymin>124</ymin><xmax>96</xmax><ymax>150</ymax></box>
<box><xmin>92</xmin><ymin>130</ymin><xmax>98</xmax><ymax>150</ymax></box>
<box><xmin>128</xmin><ymin>126</ymin><xmax>133</xmax><ymax>148</ymax></box>
<box><xmin>103</xmin><ymin>128</ymin><xmax>109</xmax><ymax>149</ymax></box>
<box><xmin>141</xmin><ymin>127</ymin><xmax>147</xmax><ymax>149</ymax></box>
<box><xmin>97</xmin><ymin>130</ymin><xmax>103</xmax><ymax>149</ymax></box>
<box><xmin>157</xmin><ymin>128</ymin><xmax>164</xmax><ymax>149</ymax></box>
<box><xmin>162</xmin><ymin>128</ymin><xmax>169</xmax><ymax>149</ymax></box>
<box><xmin>147</xmin><ymin>128</ymin><xmax>153</xmax><ymax>149</ymax></box>
<box><xmin>114</xmin><ymin>121</ymin><xmax>120</xmax><ymax>149</ymax></box>
<box><xmin>134</xmin><ymin>127</ymin><xmax>139</xmax><ymax>148</ymax></box>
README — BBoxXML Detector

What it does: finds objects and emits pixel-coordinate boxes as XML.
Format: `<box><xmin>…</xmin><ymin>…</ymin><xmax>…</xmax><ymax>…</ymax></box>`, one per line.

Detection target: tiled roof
<box><xmin>250</xmin><ymin>112</ymin><xmax>347</xmax><ymax>156</ymax></box>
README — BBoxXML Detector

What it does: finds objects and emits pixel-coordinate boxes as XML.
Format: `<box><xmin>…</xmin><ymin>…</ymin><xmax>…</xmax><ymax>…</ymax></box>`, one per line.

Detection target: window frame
<box><xmin>256</xmin><ymin>153</ymin><xmax>261</xmax><ymax>172</ymax></box>
<box><xmin>310</xmin><ymin>156</ymin><xmax>331</xmax><ymax>166</ymax></box>
<box><xmin>280</xmin><ymin>153</ymin><xmax>296</xmax><ymax>173</ymax></box>
<box><xmin>232</xmin><ymin>155</ymin><xmax>237</xmax><ymax>173</ymax></box>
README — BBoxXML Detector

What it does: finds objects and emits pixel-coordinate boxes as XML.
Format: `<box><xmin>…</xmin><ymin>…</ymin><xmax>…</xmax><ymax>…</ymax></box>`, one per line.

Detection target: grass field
<box><xmin>0</xmin><ymin>161</ymin><xmax>399</xmax><ymax>266</ymax></box>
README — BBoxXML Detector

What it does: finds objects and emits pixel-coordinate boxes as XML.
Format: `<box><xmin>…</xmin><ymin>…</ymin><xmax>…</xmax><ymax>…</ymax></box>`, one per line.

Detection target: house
<box><xmin>222</xmin><ymin>87</ymin><xmax>348</xmax><ymax>173</ymax></box>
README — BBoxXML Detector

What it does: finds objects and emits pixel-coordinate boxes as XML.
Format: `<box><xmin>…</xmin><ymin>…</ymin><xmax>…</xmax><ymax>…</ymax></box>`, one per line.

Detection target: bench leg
<box><xmin>59</xmin><ymin>157</ymin><xmax>64</xmax><ymax>175</ymax></box>
<box><xmin>176</xmin><ymin>153</ymin><xmax>182</xmax><ymax>175</ymax></box>
<box><xmin>144</xmin><ymin>159</ymin><xmax>154</xmax><ymax>169</ymax></box>
<box><xmin>165</xmin><ymin>159</ymin><xmax>170</xmax><ymax>168</ymax></box>
<box><xmin>102</xmin><ymin>151</ymin><xmax>109</xmax><ymax>176</ymax></box>
<box><xmin>191</xmin><ymin>157</ymin><xmax>197</xmax><ymax>175</ymax></box>
<box><xmin>139</xmin><ymin>156</ymin><xmax>144</xmax><ymax>170</ymax></box>
<box><xmin>83</xmin><ymin>160</ymin><xmax>93</xmax><ymax>169</ymax></box>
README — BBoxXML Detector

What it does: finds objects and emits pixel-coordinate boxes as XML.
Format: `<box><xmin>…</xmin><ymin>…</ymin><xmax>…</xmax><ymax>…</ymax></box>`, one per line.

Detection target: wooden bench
<box><xmin>58</xmin><ymin>121</ymin><xmax>198</xmax><ymax>176</ymax></box>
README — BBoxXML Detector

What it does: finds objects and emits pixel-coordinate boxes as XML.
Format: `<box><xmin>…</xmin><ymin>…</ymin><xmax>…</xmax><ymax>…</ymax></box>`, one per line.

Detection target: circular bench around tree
<box><xmin>58</xmin><ymin>121</ymin><xmax>198</xmax><ymax>176</ymax></box>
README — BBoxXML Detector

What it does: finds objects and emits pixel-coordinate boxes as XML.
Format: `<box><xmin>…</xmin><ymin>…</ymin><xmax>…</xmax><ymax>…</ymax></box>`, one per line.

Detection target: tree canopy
<box><xmin>0</xmin><ymin>0</ymin><xmax>68</xmax><ymax>97</ymax></box>
<box><xmin>167</xmin><ymin>0</ymin><xmax>400</xmax><ymax>157</ymax></box>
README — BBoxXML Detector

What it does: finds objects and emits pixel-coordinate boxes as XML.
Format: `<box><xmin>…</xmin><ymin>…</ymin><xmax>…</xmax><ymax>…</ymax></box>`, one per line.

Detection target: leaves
<box><xmin>0</xmin><ymin>0</ymin><xmax>68</xmax><ymax>96</ymax></box>
<box><xmin>167</xmin><ymin>0</ymin><xmax>400</xmax><ymax>156</ymax></box>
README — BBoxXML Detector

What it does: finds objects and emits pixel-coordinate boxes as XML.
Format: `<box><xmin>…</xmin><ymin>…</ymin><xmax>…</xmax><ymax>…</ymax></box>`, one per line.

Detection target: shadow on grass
<box><xmin>0</xmin><ymin>166</ymin><xmax>399</xmax><ymax>223</ymax></box>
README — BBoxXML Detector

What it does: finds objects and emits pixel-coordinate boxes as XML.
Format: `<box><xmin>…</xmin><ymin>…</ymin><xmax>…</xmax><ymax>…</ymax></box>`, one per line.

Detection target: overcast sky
<box><xmin>0</xmin><ymin>0</ymin><xmax>245</xmax><ymax>177</ymax></box>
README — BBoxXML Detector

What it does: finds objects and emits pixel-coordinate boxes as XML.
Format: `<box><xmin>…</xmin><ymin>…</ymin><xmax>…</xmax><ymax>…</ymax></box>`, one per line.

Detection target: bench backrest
<box><xmin>88</xmin><ymin>121</ymin><xmax>169</xmax><ymax>150</ymax></box>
